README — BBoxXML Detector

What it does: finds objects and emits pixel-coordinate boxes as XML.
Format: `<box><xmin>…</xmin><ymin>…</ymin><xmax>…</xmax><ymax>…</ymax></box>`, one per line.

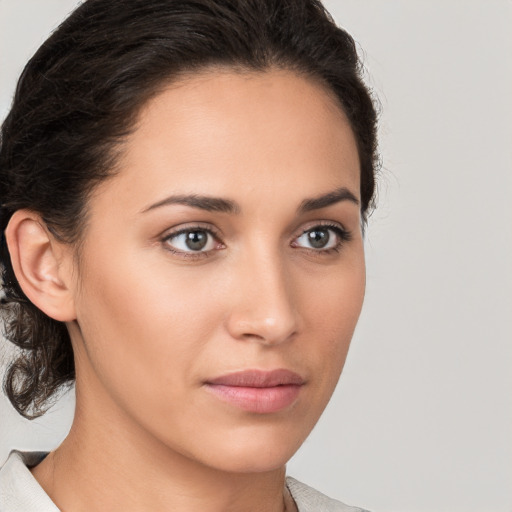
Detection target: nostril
<box><xmin>230</xmin><ymin>315</ymin><xmax>298</xmax><ymax>346</ymax></box>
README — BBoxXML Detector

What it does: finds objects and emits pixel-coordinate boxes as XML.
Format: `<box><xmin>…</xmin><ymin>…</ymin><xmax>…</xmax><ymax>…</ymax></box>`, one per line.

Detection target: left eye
<box><xmin>164</xmin><ymin>229</ymin><xmax>217</xmax><ymax>252</ymax></box>
<box><xmin>294</xmin><ymin>227</ymin><xmax>341</xmax><ymax>250</ymax></box>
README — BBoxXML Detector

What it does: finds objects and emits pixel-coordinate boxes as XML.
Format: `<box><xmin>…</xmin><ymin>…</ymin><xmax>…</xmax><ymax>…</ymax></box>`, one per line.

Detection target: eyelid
<box><xmin>161</xmin><ymin>222</ymin><xmax>223</xmax><ymax>240</ymax></box>
<box><xmin>295</xmin><ymin>219</ymin><xmax>348</xmax><ymax>236</ymax></box>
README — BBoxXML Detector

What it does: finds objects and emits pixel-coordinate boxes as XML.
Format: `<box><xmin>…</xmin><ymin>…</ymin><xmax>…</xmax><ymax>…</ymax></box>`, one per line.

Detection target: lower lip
<box><xmin>204</xmin><ymin>384</ymin><xmax>302</xmax><ymax>413</ymax></box>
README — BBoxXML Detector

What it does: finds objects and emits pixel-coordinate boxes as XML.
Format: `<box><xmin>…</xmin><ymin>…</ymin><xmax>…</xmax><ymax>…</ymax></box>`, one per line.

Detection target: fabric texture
<box><xmin>0</xmin><ymin>450</ymin><xmax>368</xmax><ymax>512</ymax></box>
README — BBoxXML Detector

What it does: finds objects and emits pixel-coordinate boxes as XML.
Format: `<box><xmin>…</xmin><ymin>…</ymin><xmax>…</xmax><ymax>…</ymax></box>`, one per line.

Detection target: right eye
<box><xmin>163</xmin><ymin>228</ymin><xmax>220</xmax><ymax>254</ymax></box>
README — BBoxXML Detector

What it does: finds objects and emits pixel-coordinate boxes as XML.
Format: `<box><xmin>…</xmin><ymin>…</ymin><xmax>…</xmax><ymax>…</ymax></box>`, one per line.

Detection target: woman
<box><xmin>0</xmin><ymin>0</ymin><xmax>378</xmax><ymax>510</ymax></box>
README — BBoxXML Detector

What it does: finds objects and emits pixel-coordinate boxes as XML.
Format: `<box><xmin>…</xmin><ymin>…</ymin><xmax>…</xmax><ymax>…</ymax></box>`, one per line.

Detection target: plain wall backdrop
<box><xmin>1</xmin><ymin>1</ymin><xmax>511</xmax><ymax>511</ymax></box>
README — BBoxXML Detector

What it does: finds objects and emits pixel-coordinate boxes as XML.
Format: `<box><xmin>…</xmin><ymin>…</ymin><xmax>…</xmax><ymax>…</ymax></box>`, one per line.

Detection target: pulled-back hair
<box><xmin>0</xmin><ymin>0</ymin><xmax>379</xmax><ymax>418</ymax></box>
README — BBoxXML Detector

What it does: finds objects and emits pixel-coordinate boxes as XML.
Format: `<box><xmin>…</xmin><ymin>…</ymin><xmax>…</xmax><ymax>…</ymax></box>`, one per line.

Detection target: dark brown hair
<box><xmin>0</xmin><ymin>0</ymin><xmax>379</xmax><ymax>418</ymax></box>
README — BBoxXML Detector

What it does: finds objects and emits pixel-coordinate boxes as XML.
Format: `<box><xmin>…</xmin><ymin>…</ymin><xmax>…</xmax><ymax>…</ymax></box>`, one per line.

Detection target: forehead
<box><xmin>97</xmin><ymin>68</ymin><xmax>361</xmax><ymax>212</ymax></box>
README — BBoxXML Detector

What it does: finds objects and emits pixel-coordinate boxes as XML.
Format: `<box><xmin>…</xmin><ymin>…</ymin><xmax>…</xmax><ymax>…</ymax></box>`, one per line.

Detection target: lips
<box><xmin>204</xmin><ymin>369</ymin><xmax>305</xmax><ymax>414</ymax></box>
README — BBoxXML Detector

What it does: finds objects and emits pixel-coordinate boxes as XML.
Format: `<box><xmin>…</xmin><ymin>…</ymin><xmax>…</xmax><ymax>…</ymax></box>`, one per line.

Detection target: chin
<box><xmin>184</xmin><ymin>422</ymin><xmax>310</xmax><ymax>474</ymax></box>
<box><xmin>205</xmin><ymin>445</ymin><xmax>297</xmax><ymax>474</ymax></box>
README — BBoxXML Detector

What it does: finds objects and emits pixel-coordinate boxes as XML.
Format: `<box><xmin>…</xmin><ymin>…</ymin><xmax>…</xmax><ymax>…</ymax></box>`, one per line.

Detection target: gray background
<box><xmin>1</xmin><ymin>1</ymin><xmax>511</xmax><ymax>511</ymax></box>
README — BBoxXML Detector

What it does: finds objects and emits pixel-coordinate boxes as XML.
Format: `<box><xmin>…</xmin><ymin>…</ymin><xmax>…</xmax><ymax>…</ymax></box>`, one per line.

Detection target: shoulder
<box><xmin>286</xmin><ymin>476</ymin><xmax>370</xmax><ymax>512</ymax></box>
<box><xmin>0</xmin><ymin>450</ymin><xmax>58</xmax><ymax>512</ymax></box>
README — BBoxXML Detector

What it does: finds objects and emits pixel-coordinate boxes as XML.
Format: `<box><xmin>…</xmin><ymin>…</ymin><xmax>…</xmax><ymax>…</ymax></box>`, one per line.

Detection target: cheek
<box><xmin>72</xmin><ymin>252</ymin><xmax>224</xmax><ymax>407</ymax></box>
<box><xmin>302</xmin><ymin>255</ymin><xmax>365</xmax><ymax>384</ymax></box>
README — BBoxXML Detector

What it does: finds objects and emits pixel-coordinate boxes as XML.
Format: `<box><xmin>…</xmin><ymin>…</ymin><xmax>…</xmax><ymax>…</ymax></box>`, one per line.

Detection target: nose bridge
<box><xmin>226</xmin><ymin>241</ymin><xmax>299</xmax><ymax>345</ymax></box>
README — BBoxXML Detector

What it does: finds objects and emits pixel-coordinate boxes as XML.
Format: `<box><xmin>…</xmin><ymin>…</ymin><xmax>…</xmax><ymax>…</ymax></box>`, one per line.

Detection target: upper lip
<box><xmin>206</xmin><ymin>369</ymin><xmax>305</xmax><ymax>388</ymax></box>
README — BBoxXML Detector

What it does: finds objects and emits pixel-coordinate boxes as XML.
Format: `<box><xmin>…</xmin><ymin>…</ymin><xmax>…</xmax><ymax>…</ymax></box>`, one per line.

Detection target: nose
<box><xmin>225</xmin><ymin>251</ymin><xmax>300</xmax><ymax>346</ymax></box>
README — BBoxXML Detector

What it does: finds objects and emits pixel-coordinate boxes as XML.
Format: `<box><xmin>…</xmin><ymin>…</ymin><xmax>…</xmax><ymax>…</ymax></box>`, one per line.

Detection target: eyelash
<box><xmin>161</xmin><ymin>225</ymin><xmax>224</xmax><ymax>260</ymax></box>
<box><xmin>293</xmin><ymin>223</ymin><xmax>352</xmax><ymax>254</ymax></box>
<box><xmin>161</xmin><ymin>222</ymin><xmax>352</xmax><ymax>260</ymax></box>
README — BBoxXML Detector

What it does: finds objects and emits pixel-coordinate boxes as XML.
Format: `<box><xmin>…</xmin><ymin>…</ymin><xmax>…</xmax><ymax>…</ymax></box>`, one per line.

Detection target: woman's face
<box><xmin>67</xmin><ymin>69</ymin><xmax>365</xmax><ymax>473</ymax></box>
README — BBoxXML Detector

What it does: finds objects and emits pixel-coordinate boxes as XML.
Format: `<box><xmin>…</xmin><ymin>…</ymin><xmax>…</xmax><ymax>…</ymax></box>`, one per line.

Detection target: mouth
<box><xmin>204</xmin><ymin>369</ymin><xmax>305</xmax><ymax>414</ymax></box>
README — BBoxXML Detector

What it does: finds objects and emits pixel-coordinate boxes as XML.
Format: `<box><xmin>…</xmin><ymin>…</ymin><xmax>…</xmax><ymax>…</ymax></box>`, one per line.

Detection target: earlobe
<box><xmin>5</xmin><ymin>210</ymin><xmax>77</xmax><ymax>322</ymax></box>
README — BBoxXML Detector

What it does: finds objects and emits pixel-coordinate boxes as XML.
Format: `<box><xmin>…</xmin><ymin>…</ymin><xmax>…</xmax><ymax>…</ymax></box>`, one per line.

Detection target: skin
<box><xmin>9</xmin><ymin>68</ymin><xmax>365</xmax><ymax>512</ymax></box>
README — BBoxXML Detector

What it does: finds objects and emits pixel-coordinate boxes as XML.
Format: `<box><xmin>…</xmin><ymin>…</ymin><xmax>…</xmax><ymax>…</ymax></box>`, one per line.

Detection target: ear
<box><xmin>5</xmin><ymin>210</ymin><xmax>77</xmax><ymax>322</ymax></box>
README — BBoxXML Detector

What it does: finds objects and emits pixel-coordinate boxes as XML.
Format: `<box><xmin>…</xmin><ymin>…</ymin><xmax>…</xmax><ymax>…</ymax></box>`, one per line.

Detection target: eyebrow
<box><xmin>142</xmin><ymin>186</ymin><xmax>359</xmax><ymax>215</ymax></box>
<box><xmin>297</xmin><ymin>187</ymin><xmax>359</xmax><ymax>213</ymax></box>
<box><xmin>142</xmin><ymin>194</ymin><xmax>240</xmax><ymax>214</ymax></box>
